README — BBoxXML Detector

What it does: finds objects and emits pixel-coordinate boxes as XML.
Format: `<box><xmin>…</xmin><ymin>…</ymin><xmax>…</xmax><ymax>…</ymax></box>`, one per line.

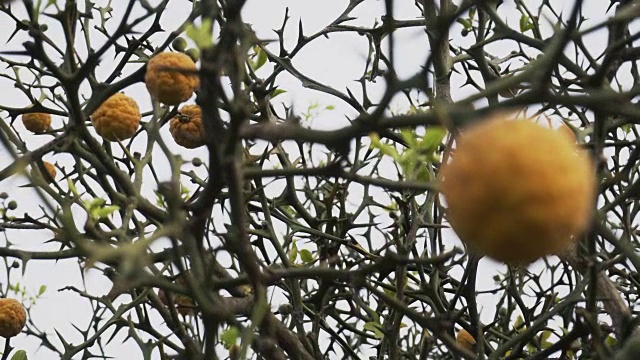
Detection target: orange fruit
<box><xmin>557</xmin><ymin>122</ymin><xmax>577</xmax><ymax>143</ymax></box>
<box><xmin>30</xmin><ymin>161</ymin><xmax>56</xmax><ymax>183</ymax></box>
<box><xmin>0</xmin><ymin>298</ymin><xmax>26</xmax><ymax>337</ymax></box>
<box><xmin>42</xmin><ymin>162</ymin><xmax>56</xmax><ymax>182</ymax></box>
<box><xmin>91</xmin><ymin>93</ymin><xmax>141</xmax><ymax>141</ymax></box>
<box><xmin>169</xmin><ymin>104</ymin><xmax>205</xmax><ymax>148</ymax></box>
<box><xmin>440</xmin><ymin>113</ymin><xmax>595</xmax><ymax>265</ymax></box>
<box><xmin>158</xmin><ymin>274</ymin><xmax>196</xmax><ymax>316</ymax></box>
<box><xmin>22</xmin><ymin>112</ymin><xmax>51</xmax><ymax>133</ymax></box>
<box><xmin>456</xmin><ymin>329</ymin><xmax>476</xmax><ymax>352</ymax></box>
<box><xmin>145</xmin><ymin>52</ymin><xmax>199</xmax><ymax>105</ymax></box>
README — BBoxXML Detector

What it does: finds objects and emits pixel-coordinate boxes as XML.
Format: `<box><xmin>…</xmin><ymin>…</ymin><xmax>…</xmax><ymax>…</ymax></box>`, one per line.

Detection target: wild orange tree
<box><xmin>0</xmin><ymin>0</ymin><xmax>638</xmax><ymax>359</ymax></box>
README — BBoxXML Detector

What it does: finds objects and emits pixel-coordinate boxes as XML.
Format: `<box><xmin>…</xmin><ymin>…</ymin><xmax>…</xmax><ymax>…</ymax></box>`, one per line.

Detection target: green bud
<box><xmin>278</xmin><ymin>303</ymin><xmax>293</xmax><ymax>315</ymax></box>
<box><xmin>185</xmin><ymin>48</ymin><xmax>200</xmax><ymax>63</ymax></box>
<box><xmin>172</xmin><ymin>37</ymin><xmax>188</xmax><ymax>52</ymax></box>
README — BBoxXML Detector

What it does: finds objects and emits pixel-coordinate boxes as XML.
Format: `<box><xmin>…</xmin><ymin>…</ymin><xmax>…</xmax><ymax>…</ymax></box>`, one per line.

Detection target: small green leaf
<box><xmin>85</xmin><ymin>198</ymin><xmax>105</xmax><ymax>210</ymax></box>
<box><xmin>91</xmin><ymin>205</ymin><xmax>120</xmax><ymax>220</ymax></box>
<box><xmin>469</xmin><ymin>7</ymin><xmax>476</xmax><ymax>20</ymax></box>
<box><xmin>369</xmin><ymin>133</ymin><xmax>400</xmax><ymax>160</ymax></box>
<box><xmin>363</xmin><ymin>322</ymin><xmax>385</xmax><ymax>339</ymax></box>
<box><xmin>289</xmin><ymin>241</ymin><xmax>298</xmax><ymax>263</ymax></box>
<box><xmin>299</xmin><ymin>249</ymin><xmax>313</xmax><ymax>263</ymax></box>
<box><xmin>251</xmin><ymin>46</ymin><xmax>268</xmax><ymax>70</ymax></box>
<box><xmin>10</xmin><ymin>350</ymin><xmax>27</xmax><ymax>360</ymax></box>
<box><xmin>67</xmin><ymin>178</ymin><xmax>78</xmax><ymax>197</ymax></box>
<box><xmin>220</xmin><ymin>326</ymin><xmax>240</xmax><ymax>349</ymax></box>
<box><xmin>185</xmin><ymin>19</ymin><xmax>214</xmax><ymax>50</ymax></box>
<box><xmin>514</xmin><ymin>315</ymin><xmax>525</xmax><ymax>332</ymax></box>
<box><xmin>420</xmin><ymin>126</ymin><xmax>447</xmax><ymax>154</ymax></box>
<box><xmin>38</xmin><ymin>285</ymin><xmax>46</xmax><ymax>296</ymax></box>
<box><xmin>605</xmin><ymin>335</ymin><xmax>617</xmax><ymax>347</ymax></box>
<box><xmin>271</xmin><ymin>88</ymin><xmax>287</xmax><ymax>98</ymax></box>
<box><xmin>154</xmin><ymin>190</ymin><xmax>167</xmax><ymax>208</ymax></box>
<box><xmin>519</xmin><ymin>14</ymin><xmax>533</xmax><ymax>33</ymax></box>
<box><xmin>456</xmin><ymin>18</ymin><xmax>472</xmax><ymax>30</ymax></box>
<box><xmin>539</xmin><ymin>330</ymin><xmax>553</xmax><ymax>349</ymax></box>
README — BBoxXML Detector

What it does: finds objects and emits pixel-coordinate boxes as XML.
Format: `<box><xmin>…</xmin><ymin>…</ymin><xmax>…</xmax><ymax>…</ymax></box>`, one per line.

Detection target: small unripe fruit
<box><xmin>278</xmin><ymin>303</ymin><xmax>293</xmax><ymax>315</ymax></box>
<box><xmin>185</xmin><ymin>48</ymin><xmax>200</xmax><ymax>63</ymax></box>
<box><xmin>172</xmin><ymin>37</ymin><xmax>188</xmax><ymax>52</ymax></box>
<box><xmin>7</xmin><ymin>201</ymin><xmax>17</xmax><ymax>210</ymax></box>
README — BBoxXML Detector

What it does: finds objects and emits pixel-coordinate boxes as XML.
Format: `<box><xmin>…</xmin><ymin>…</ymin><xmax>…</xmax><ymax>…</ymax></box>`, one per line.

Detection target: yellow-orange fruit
<box><xmin>31</xmin><ymin>161</ymin><xmax>56</xmax><ymax>183</ymax></box>
<box><xmin>42</xmin><ymin>162</ymin><xmax>56</xmax><ymax>182</ymax></box>
<box><xmin>169</xmin><ymin>105</ymin><xmax>205</xmax><ymax>148</ymax></box>
<box><xmin>22</xmin><ymin>112</ymin><xmax>51</xmax><ymax>133</ymax></box>
<box><xmin>440</xmin><ymin>114</ymin><xmax>595</xmax><ymax>265</ymax></box>
<box><xmin>145</xmin><ymin>52</ymin><xmax>199</xmax><ymax>105</ymax></box>
<box><xmin>0</xmin><ymin>298</ymin><xmax>26</xmax><ymax>337</ymax></box>
<box><xmin>456</xmin><ymin>329</ymin><xmax>476</xmax><ymax>352</ymax></box>
<box><xmin>91</xmin><ymin>93</ymin><xmax>141</xmax><ymax>141</ymax></box>
<box><xmin>158</xmin><ymin>274</ymin><xmax>196</xmax><ymax>316</ymax></box>
<box><xmin>557</xmin><ymin>122</ymin><xmax>577</xmax><ymax>143</ymax></box>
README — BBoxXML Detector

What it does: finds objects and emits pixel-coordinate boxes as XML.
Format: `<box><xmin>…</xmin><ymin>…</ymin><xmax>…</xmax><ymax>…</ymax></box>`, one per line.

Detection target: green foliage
<box><xmin>364</xmin><ymin>321</ymin><xmax>385</xmax><ymax>339</ymax></box>
<box><xmin>185</xmin><ymin>19</ymin><xmax>214</xmax><ymax>50</ymax></box>
<box><xmin>249</xmin><ymin>46</ymin><xmax>268</xmax><ymax>71</ymax></box>
<box><xmin>369</xmin><ymin>125</ymin><xmax>446</xmax><ymax>182</ymax></box>
<box><xmin>519</xmin><ymin>14</ymin><xmax>534</xmax><ymax>33</ymax></box>
<box><xmin>83</xmin><ymin>198</ymin><xmax>120</xmax><ymax>221</ymax></box>
<box><xmin>10</xmin><ymin>350</ymin><xmax>27</xmax><ymax>360</ymax></box>
<box><xmin>299</xmin><ymin>249</ymin><xmax>314</xmax><ymax>263</ymax></box>
<box><xmin>8</xmin><ymin>282</ymin><xmax>46</xmax><ymax>306</ymax></box>
<box><xmin>221</xmin><ymin>326</ymin><xmax>240</xmax><ymax>349</ymax></box>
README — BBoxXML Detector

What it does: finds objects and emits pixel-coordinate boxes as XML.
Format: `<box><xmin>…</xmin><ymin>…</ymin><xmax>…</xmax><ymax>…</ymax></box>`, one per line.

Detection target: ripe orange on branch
<box><xmin>0</xmin><ymin>298</ymin><xmax>26</xmax><ymax>338</ymax></box>
<box><xmin>22</xmin><ymin>112</ymin><xmax>51</xmax><ymax>133</ymax></box>
<box><xmin>440</xmin><ymin>113</ymin><xmax>595</xmax><ymax>265</ymax></box>
<box><xmin>91</xmin><ymin>93</ymin><xmax>141</xmax><ymax>141</ymax></box>
<box><xmin>30</xmin><ymin>161</ymin><xmax>57</xmax><ymax>183</ymax></box>
<box><xmin>145</xmin><ymin>52</ymin><xmax>199</xmax><ymax>105</ymax></box>
<box><xmin>158</xmin><ymin>274</ymin><xmax>196</xmax><ymax>316</ymax></box>
<box><xmin>169</xmin><ymin>104</ymin><xmax>205</xmax><ymax>148</ymax></box>
<box><xmin>456</xmin><ymin>329</ymin><xmax>476</xmax><ymax>352</ymax></box>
